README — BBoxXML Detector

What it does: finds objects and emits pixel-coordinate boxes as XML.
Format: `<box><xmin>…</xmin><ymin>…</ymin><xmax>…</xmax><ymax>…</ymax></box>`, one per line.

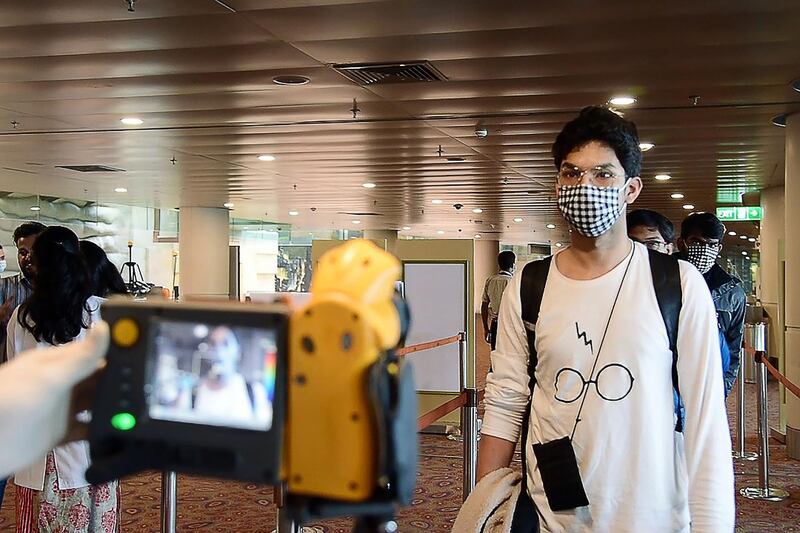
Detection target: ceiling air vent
<box><xmin>339</xmin><ymin>211</ymin><xmax>383</xmax><ymax>217</ymax></box>
<box><xmin>333</xmin><ymin>61</ymin><xmax>447</xmax><ymax>85</ymax></box>
<box><xmin>56</xmin><ymin>165</ymin><xmax>125</xmax><ymax>173</ymax></box>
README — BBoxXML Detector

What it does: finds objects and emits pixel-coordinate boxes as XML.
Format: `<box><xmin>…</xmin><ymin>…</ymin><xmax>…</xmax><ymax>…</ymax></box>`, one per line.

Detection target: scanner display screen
<box><xmin>147</xmin><ymin>319</ymin><xmax>278</xmax><ymax>431</ymax></box>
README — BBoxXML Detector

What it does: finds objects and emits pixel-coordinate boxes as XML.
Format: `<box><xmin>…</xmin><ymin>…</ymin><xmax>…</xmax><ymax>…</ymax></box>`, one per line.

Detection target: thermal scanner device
<box><xmin>87</xmin><ymin>240</ymin><xmax>417</xmax><ymax>530</ymax></box>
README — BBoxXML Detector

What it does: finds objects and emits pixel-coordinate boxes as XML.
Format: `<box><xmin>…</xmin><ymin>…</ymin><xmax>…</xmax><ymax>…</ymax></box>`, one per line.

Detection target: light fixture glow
<box><xmin>402</xmin><ymin>226</ymin><xmax>411</xmax><ymax>231</ymax></box>
<box><xmin>741</xmin><ymin>251</ymin><xmax>748</xmax><ymax>256</ymax></box>
<box><xmin>362</xmin><ymin>182</ymin><xmax>376</xmax><ymax>189</ymax></box>
<box><xmin>223</xmin><ymin>202</ymin><xmax>234</xmax><ymax>208</ymax></box>
<box><xmin>114</xmin><ymin>187</ymin><xmax>128</xmax><ymax>193</ymax></box>
<box><xmin>120</xmin><ymin>117</ymin><xmax>143</xmax><ymax>126</ymax></box>
<box><xmin>639</xmin><ymin>142</ymin><xmax>655</xmax><ymax>151</ymax></box>
<box><xmin>513</xmin><ymin>217</ymin><xmax>524</xmax><ymax>223</ymax></box>
<box><xmin>257</xmin><ymin>154</ymin><xmax>276</xmax><ymax>162</ymax></box>
<box><xmin>546</xmin><ymin>223</ymin><xmax>556</xmax><ymax>229</ymax></box>
<box><xmin>682</xmin><ymin>204</ymin><xmax>695</xmax><ymax>210</ymax></box>
<box><xmin>431</xmin><ymin>199</ymin><xmax>443</xmax><ymax>205</ymax></box>
<box><xmin>352</xmin><ymin>220</ymin><xmax>361</xmax><ymax>225</ymax></box>
<box><xmin>288</xmin><ymin>210</ymin><xmax>299</xmax><ymax>216</ymax></box>
<box><xmin>728</xmin><ymin>231</ymin><xmax>737</xmax><ymax>236</ymax></box>
<box><xmin>654</xmin><ymin>174</ymin><xmax>672</xmax><ymax>181</ymax></box>
<box><xmin>748</xmin><ymin>237</ymin><xmax>756</xmax><ymax>242</ymax></box>
<box><xmin>437</xmin><ymin>230</ymin><xmax>445</xmax><ymax>235</ymax></box>
<box><xmin>30</xmin><ymin>206</ymin><xmax>40</xmax><ymax>211</ymax></box>
<box><xmin>671</xmin><ymin>193</ymin><xmax>685</xmax><ymax>199</ymax></box>
<box><xmin>740</xmin><ymin>235</ymin><xmax>748</xmax><ymax>240</ymax></box>
<box><xmin>472</xmin><ymin>208</ymin><xmax>483</xmax><ymax>214</ymax></box>
<box><xmin>474</xmin><ymin>234</ymin><xmax>482</xmax><ymax>239</ymax></box>
<box><xmin>609</xmin><ymin>96</ymin><xmax>637</xmax><ymax>106</ymax></box>
<box><xmin>555</xmin><ymin>242</ymin><xmax>563</xmax><ymax>248</ymax></box>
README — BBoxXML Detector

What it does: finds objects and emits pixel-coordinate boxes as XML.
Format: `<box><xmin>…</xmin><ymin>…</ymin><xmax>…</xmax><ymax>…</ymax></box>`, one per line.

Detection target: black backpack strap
<box><xmin>647</xmin><ymin>249</ymin><xmax>684</xmax><ymax>432</ymax></box>
<box><xmin>517</xmin><ymin>257</ymin><xmax>552</xmax><ymax>498</ymax></box>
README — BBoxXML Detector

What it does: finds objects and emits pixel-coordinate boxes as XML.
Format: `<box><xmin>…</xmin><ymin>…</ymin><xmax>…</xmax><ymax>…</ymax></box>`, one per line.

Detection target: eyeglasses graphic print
<box><xmin>554</xmin><ymin>363</ymin><xmax>635</xmax><ymax>404</ymax></box>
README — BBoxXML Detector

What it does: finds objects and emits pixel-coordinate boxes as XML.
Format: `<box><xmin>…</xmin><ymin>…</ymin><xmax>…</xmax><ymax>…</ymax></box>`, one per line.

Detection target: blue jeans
<box><xmin>0</xmin><ymin>477</ymin><xmax>6</xmax><ymax>508</ymax></box>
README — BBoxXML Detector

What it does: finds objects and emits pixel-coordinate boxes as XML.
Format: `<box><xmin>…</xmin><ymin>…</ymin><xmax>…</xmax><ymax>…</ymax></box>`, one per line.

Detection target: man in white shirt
<box><xmin>476</xmin><ymin>107</ymin><xmax>734</xmax><ymax>532</ymax></box>
<box><xmin>481</xmin><ymin>250</ymin><xmax>516</xmax><ymax>350</ymax></box>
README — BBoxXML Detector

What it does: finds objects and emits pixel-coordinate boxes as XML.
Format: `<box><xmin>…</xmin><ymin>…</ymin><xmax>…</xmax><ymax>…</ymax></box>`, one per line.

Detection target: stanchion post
<box><xmin>458</xmin><ymin>331</ymin><xmax>477</xmax><ymax>501</ymax></box>
<box><xmin>160</xmin><ymin>471</ymin><xmax>177</xmax><ymax>533</ymax></box>
<box><xmin>741</xmin><ymin>323</ymin><xmax>789</xmax><ymax>501</ymax></box>
<box><xmin>733</xmin><ymin>344</ymin><xmax>757</xmax><ymax>462</ymax></box>
<box><xmin>275</xmin><ymin>483</ymin><xmax>300</xmax><ymax>533</ymax></box>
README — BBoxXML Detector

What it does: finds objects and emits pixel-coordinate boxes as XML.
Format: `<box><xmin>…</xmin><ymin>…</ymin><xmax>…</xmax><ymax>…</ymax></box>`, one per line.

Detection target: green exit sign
<box><xmin>716</xmin><ymin>206</ymin><xmax>762</xmax><ymax>221</ymax></box>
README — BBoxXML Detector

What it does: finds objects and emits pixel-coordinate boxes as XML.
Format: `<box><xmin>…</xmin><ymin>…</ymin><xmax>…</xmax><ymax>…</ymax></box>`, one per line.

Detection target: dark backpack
<box><xmin>513</xmin><ymin>249</ymin><xmax>684</xmax><ymax>525</ymax></box>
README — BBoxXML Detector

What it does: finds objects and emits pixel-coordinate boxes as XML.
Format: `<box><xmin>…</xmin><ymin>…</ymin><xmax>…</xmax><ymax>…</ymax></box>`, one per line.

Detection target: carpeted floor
<box><xmin>0</xmin><ymin>340</ymin><xmax>798</xmax><ymax>531</ymax></box>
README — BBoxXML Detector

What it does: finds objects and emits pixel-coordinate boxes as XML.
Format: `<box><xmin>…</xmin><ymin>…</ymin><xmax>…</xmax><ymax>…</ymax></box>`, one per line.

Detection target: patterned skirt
<box><xmin>15</xmin><ymin>453</ymin><xmax>120</xmax><ymax>533</ymax></box>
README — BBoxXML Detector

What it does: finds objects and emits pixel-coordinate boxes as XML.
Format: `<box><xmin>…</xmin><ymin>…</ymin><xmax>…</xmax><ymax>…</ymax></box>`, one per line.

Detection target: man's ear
<box><xmin>625</xmin><ymin>177</ymin><xmax>643</xmax><ymax>204</ymax></box>
<box><xmin>676</xmin><ymin>237</ymin><xmax>687</xmax><ymax>254</ymax></box>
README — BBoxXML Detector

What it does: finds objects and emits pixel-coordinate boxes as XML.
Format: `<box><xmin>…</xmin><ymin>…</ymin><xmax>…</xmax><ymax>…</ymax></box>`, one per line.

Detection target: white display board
<box><xmin>403</xmin><ymin>262</ymin><xmax>466</xmax><ymax>392</ymax></box>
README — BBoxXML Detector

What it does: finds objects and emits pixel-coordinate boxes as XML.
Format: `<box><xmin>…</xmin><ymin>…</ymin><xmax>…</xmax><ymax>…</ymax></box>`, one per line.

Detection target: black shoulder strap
<box><xmin>647</xmin><ymin>249</ymin><xmax>684</xmax><ymax>432</ymax></box>
<box><xmin>518</xmin><ymin>256</ymin><xmax>552</xmax><ymax>484</ymax></box>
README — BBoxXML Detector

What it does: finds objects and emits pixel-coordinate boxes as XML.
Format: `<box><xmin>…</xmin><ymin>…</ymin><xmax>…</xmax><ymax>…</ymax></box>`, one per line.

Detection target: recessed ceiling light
<box><xmin>546</xmin><ymin>223</ymin><xmax>556</xmax><ymax>229</ymax></box>
<box><xmin>257</xmin><ymin>154</ymin><xmax>276</xmax><ymax>162</ymax></box>
<box><xmin>749</xmin><ymin>237</ymin><xmax>756</xmax><ymax>242</ymax></box>
<box><xmin>655</xmin><ymin>174</ymin><xmax>672</xmax><ymax>181</ymax></box>
<box><xmin>772</xmin><ymin>114</ymin><xmax>787</xmax><ymax>127</ymax></box>
<box><xmin>114</xmin><ymin>187</ymin><xmax>128</xmax><ymax>193</ymax></box>
<box><xmin>272</xmin><ymin>75</ymin><xmax>310</xmax><ymax>86</ymax></box>
<box><xmin>223</xmin><ymin>202</ymin><xmax>234</xmax><ymax>208</ymax></box>
<box><xmin>513</xmin><ymin>217</ymin><xmax>524</xmax><ymax>223</ymax></box>
<box><xmin>432</xmin><ymin>199</ymin><xmax>443</xmax><ymax>205</ymax></box>
<box><xmin>609</xmin><ymin>96</ymin><xmax>637</xmax><ymax>106</ymax></box>
<box><xmin>728</xmin><ymin>231</ymin><xmax>737</xmax><ymax>236</ymax></box>
<box><xmin>352</xmin><ymin>220</ymin><xmax>361</xmax><ymax>225</ymax></box>
<box><xmin>472</xmin><ymin>208</ymin><xmax>483</xmax><ymax>214</ymax></box>
<box><xmin>639</xmin><ymin>142</ymin><xmax>655</xmax><ymax>151</ymax></box>
<box><xmin>288</xmin><ymin>210</ymin><xmax>299</xmax><ymax>216</ymax></box>
<box><xmin>555</xmin><ymin>242</ymin><xmax>563</xmax><ymax>248</ymax></box>
<box><xmin>682</xmin><ymin>204</ymin><xmax>695</xmax><ymax>210</ymax></box>
<box><xmin>474</xmin><ymin>234</ymin><xmax>482</xmax><ymax>239</ymax></box>
<box><xmin>741</xmin><ymin>251</ymin><xmax>748</xmax><ymax>256</ymax></box>
<box><xmin>362</xmin><ymin>182</ymin><xmax>376</xmax><ymax>189</ymax></box>
<box><xmin>437</xmin><ymin>230</ymin><xmax>445</xmax><ymax>235</ymax></box>
<box><xmin>402</xmin><ymin>226</ymin><xmax>411</xmax><ymax>231</ymax></box>
<box><xmin>740</xmin><ymin>235</ymin><xmax>748</xmax><ymax>240</ymax></box>
<box><xmin>30</xmin><ymin>206</ymin><xmax>40</xmax><ymax>211</ymax></box>
<box><xmin>671</xmin><ymin>193</ymin><xmax>685</xmax><ymax>199</ymax></box>
<box><xmin>120</xmin><ymin>117</ymin><xmax>143</xmax><ymax>126</ymax></box>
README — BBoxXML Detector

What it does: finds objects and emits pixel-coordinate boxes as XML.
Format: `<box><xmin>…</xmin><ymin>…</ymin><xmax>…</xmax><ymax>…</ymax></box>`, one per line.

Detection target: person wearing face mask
<box><xmin>481</xmin><ymin>250</ymin><xmax>517</xmax><ymax>351</ymax></box>
<box><xmin>677</xmin><ymin>212</ymin><xmax>746</xmax><ymax>396</ymax></box>
<box><xmin>470</xmin><ymin>107</ymin><xmax>733</xmax><ymax>533</ymax></box>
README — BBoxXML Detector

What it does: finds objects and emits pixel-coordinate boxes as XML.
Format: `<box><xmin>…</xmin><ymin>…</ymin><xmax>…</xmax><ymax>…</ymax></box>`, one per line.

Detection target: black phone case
<box><xmin>532</xmin><ymin>437</ymin><xmax>589</xmax><ymax>512</ymax></box>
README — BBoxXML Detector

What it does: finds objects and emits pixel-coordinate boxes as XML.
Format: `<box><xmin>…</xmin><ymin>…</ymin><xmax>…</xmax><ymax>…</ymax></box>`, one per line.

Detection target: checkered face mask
<box><xmin>686</xmin><ymin>243</ymin><xmax>719</xmax><ymax>274</ymax></box>
<box><xmin>557</xmin><ymin>182</ymin><xmax>629</xmax><ymax>238</ymax></box>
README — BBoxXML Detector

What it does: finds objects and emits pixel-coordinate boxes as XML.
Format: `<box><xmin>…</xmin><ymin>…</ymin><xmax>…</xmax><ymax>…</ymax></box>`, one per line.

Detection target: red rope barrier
<box><xmin>396</xmin><ymin>334</ymin><xmax>461</xmax><ymax>357</ymax></box>
<box><xmin>744</xmin><ymin>343</ymin><xmax>800</xmax><ymax>399</ymax></box>
<box><xmin>417</xmin><ymin>392</ymin><xmax>467</xmax><ymax>431</ymax></box>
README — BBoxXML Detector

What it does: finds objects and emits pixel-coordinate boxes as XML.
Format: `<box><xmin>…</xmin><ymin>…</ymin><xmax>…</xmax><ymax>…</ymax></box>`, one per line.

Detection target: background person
<box><xmin>627</xmin><ymin>208</ymin><xmax>675</xmax><ymax>254</ymax></box>
<box><xmin>480</xmin><ymin>250</ymin><xmax>516</xmax><ymax>350</ymax></box>
<box><xmin>677</xmin><ymin>212</ymin><xmax>747</xmax><ymax>396</ymax></box>
<box><xmin>7</xmin><ymin>226</ymin><xmax>120</xmax><ymax>533</ymax></box>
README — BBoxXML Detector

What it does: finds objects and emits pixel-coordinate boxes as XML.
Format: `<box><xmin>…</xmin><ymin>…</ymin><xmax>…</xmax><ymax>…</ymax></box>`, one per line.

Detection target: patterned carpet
<box><xmin>0</xmin><ymin>343</ymin><xmax>798</xmax><ymax>531</ymax></box>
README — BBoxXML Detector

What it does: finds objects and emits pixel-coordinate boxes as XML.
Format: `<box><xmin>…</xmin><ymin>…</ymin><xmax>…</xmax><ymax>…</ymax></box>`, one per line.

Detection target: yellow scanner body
<box><xmin>287</xmin><ymin>240</ymin><xmax>402</xmax><ymax>501</ymax></box>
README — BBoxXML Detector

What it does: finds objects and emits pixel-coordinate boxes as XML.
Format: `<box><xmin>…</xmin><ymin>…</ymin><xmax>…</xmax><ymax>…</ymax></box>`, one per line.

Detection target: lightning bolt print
<box><xmin>575</xmin><ymin>322</ymin><xmax>594</xmax><ymax>354</ymax></box>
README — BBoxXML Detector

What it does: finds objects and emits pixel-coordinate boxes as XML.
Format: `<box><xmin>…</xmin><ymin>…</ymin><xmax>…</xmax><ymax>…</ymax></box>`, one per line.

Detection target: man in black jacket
<box><xmin>677</xmin><ymin>212</ymin><xmax>747</xmax><ymax>395</ymax></box>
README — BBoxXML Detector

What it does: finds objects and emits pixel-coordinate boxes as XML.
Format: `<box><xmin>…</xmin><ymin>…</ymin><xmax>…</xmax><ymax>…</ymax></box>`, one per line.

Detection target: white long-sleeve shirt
<box><xmin>482</xmin><ymin>242</ymin><xmax>734</xmax><ymax>533</ymax></box>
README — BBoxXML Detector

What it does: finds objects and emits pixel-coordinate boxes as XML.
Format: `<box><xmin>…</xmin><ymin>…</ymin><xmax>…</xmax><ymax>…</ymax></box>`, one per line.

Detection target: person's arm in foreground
<box><xmin>677</xmin><ymin>264</ymin><xmax>735</xmax><ymax>532</ymax></box>
<box><xmin>0</xmin><ymin>322</ymin><xmax>109</xmax><ymax>477</ymax></box>
<box><xmin>478</xmin><ymin>272</ymin><xmax>530</xmax><ymax>481</ymax></box>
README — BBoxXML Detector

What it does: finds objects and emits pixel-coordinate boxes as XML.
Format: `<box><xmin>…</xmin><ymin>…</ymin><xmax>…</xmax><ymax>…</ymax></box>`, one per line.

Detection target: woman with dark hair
<box><xmin>79</xmin><ymin>240</ymin><xmax>128</xmax><ymax>297</ymax></box>
<box><xmin>6</xmin><ymin>226</ymin><xmax>120</xmax><ymax>533</ymax></box>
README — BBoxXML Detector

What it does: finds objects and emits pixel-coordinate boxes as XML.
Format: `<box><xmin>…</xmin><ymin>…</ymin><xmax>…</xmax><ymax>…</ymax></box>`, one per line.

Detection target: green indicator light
<box><xmin>111</xmin><ymin>412</ymin><xmax>136</xmax><ymax>431</ymax></box>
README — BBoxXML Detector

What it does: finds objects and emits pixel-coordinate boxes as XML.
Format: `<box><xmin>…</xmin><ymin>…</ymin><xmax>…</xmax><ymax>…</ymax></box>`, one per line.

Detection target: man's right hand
<box><xmin>0</xmin><ymin>297</ymin><xmax>15</xmax><ymax>326</ymax></box>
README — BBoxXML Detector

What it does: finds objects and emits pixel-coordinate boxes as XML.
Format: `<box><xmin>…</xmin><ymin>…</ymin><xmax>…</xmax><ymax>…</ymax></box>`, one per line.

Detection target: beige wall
<box><xmin>760</xmin><ymin>186</ymin><xmax>785</xmax><ymax>362</ymax></box>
